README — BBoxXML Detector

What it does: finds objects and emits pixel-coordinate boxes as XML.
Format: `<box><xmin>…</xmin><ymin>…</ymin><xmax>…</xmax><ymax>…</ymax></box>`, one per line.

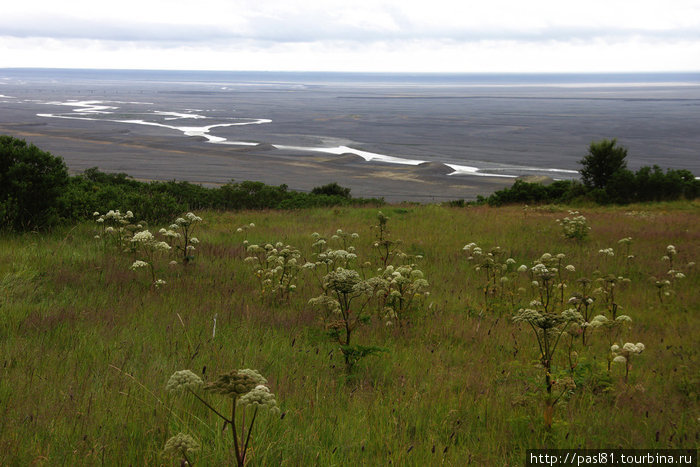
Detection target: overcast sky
<box><xmin>2</xmin><ymin>0</ymin><xmax>699</xmax><ymax>72</ymax></box>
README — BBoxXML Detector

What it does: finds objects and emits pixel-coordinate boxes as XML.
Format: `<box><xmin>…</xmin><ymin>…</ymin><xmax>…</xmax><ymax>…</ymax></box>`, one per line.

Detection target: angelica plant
<box><xmin>593</xmin><ymin>274</ymin><xmax>630</xmax><ymax>321</ymax></box>
<box><xmin>589</xmin><ymin>314</ymin><xmax>633</xmax><ymax>372</ymax></box>
<box><xmin>463</xmin><ymin>243</ymin><xmax>508</xmax><ymax>311</ymax></box>
<box><xmin>654</xmin><ymin>244</ymin><xmax>692</xmax><ymax>302</ymax></box>
<box><xmin>513</xmin><ymin>306</ymin><xmax>582</xmax><ymax>429</ymax></box>
<box><xmin>618</xmin><ymin>237</ymin><xmax>634</xmax><ymax>275</ymax></box>
<box><xmin>166</xmin><ymin>369</ymin><xmax>279</xmax><ymax>467</ymax></box>
<box><xmin>161</xmin><ymin>212</ymin><xmax>202</xmax><ymax>265</ymax></box>
<box><xmin>163</xmin><ymin>432</ymin><xmax>199</xmax><ymax>466</ymax></box>
<box><xmin>236</xmin><ymin>222</ymin><xmax>255</xmax><ymax>244</ymax></box>
<box><xmin>244</xmin><ymin>242</ymin><xmax>301</xmax><ymax>302</ymax></box>
<box><xmin>308</xmin><ymin>267</ymin><xmax>377</xmax><ymax>371</ymax></box>
<box><xmin>513</xmin><ymin>253</ymin><xmax>583</xmax><ymax>429</ymax></box>
<box><xmin>567</xmin><ymin>278</ymin><xmax>596</xmax><ymax>346</ymax></box>
<box><xmin>371</xmin><ymin>211</ymin><xmax>401</xmax><ymax>267</ymax></box>
<box><xmin>611</xmin><ymin>342</ymin><xmax>645</xmax><ymax>383</ymax></box>
<box><xmin>130</xmin><ymin>229</ymin><xmax>171</xmax><ymax>286</ymax></box>
<box><xmin>303</xmin><ymin>230</ymin><xmax>360</xmax><ymax>287</ymax></box>
<box><xmin>369</xmin><ymin>262</ymin><xmax>429</xmax><ymax>326</ymax></box>
<box><xmin>93</xmin><ymin>209</ymin><xmax>144</xmax><ymax>250</ymax></box>
<box><xmin>556</xmin><ymin>211</ymin><xmax>590</xmax><ymax>241</ymax></box>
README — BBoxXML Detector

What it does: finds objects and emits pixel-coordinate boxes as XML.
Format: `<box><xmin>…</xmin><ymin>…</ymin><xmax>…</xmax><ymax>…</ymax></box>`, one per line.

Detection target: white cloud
<box><xmin>2</xmin><ymin>0</ymin><xmax>699</xmax><ymax>71</ymax></box>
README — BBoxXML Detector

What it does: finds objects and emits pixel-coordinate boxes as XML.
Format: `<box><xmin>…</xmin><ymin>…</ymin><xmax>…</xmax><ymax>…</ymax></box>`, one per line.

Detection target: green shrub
<box><xmin>0</xmin><ymin>135</ymin><xmax>69</xmax><ymax>230</ymax></box>
<box><xmin>311</xmin><ymin>182</ymin><xmax>352</xmax><ymax>199</ymax></box>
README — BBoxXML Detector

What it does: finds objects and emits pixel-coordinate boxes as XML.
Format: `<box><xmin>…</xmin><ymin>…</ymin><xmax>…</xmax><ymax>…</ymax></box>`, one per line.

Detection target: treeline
<box><xmin>473</xmin><ymin>139</ymin><xmax>700</xmax><ymax>206</ymax></box>
<box><xmin>0</xmin><ymin>135</ymin><xmax>382</xmax><ymax>231</ymax></box>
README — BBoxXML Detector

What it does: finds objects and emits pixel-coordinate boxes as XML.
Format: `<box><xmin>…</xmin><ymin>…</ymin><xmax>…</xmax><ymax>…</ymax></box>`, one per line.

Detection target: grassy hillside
<box><xmin>1</xmin><ymin>202</ymin><xmax>698</xmax><ymax>465</ymax></box>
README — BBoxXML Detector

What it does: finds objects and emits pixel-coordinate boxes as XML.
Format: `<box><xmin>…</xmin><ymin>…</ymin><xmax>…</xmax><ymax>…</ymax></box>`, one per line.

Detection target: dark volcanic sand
<box><xmin>1</xmin><ymin>70</ymin><xmax>699</xmax><ymax>202</ymax></box>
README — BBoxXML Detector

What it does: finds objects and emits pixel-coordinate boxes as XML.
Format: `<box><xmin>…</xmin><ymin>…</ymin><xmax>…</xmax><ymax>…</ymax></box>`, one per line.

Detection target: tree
<box><xmin>0</xmin><ymin>135</ymin><xmax>69</xmax><ymax>230</ymax></box>
<box><xmin>310</xmin><ymin>182</ymin><xmax>352</xmax><ymax>199</ymax></box>
<box><xmin>579</xmin><ymin>139</ymin><xmax>628</xmax><ymax>189</ymax></box>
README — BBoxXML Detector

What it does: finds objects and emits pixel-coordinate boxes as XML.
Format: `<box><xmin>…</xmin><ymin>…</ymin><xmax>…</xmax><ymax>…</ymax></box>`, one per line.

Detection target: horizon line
<box><xmin>3</xmin><ymin>66</ymin><xmax>700</xmax><ymax>76</ymax></box>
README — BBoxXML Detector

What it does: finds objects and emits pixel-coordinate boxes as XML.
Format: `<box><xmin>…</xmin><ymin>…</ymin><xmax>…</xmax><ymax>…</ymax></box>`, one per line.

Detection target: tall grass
<box><xmin>0</xmin><ymin>202</ymin><xmax>698</xmax><ymax>465</ymax></box>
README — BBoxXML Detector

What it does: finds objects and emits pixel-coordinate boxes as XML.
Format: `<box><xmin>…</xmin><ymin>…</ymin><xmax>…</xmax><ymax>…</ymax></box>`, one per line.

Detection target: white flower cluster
<box><xmin>513</xmin><ymin>307</ymin><xmax>582</xmax><ymax>329</ymax></box>
<box><xmin>130</xmin><ymin>260</ymin><xmax>149</xmax><ymax>270</ymax></box>
<box><xmin>557</xmin><ymin>211</ymin><xmax>590</xmax><ymax>240</ymax></box>
<box><xmin>94</xmin><ymin>209</ymin><xmax>142</xmax><ymax>245</ymax></box>
<box><xmin>244</xmin><ymin>241</ymin><xmax>302</xmax><ymax>299</ymax></box>
<box><xmin>163</xmin><ymin>432</ymin><xmax>199</xmax><ymax>456</ymax></box>
<box><xmin>611</xmin><ymin>342</ymin><xmax>645</xmax><ymax>364</ymax></box>
<box><xmin>369</xmin><ymin>263</ymin><xmax>430</xmax><ymax>324</ymax></box>
<box><xmin>132</xmin><ymin>230</ymin><xmax>171</xmax><ymax>251</ymax></box>
<box><xmin>238</xmin><ymin>384</ymin><xmax>280</xmax><ymax>414</ymax></box>
<box><xmin>166</xmin><ymin>369</ymin><xmax>204</xmax><ymax>392</ymax></box>
<box><xmin>598</xmin><ymin>248</ymin><xmax>615</xmax><ymax>257</ymax></box>
<box><xmin>587</xmin><ymin>314</ymin><xmax>632</xmax><ymax>328</ymax></box>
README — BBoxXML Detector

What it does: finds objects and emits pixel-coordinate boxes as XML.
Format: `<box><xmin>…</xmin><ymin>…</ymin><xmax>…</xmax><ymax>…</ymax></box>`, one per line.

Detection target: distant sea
<box><xmin>1</xmin><ymin>68</ymin><xmax>699</xmax><ymax>183</ymax></box>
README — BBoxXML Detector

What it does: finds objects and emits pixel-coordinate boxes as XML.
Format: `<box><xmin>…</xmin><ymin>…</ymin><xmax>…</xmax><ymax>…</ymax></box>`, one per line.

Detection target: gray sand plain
<box><xmin>1</xmin><ymin>71</ymin><xmax>699</xmax><ymax>202</ymax></box>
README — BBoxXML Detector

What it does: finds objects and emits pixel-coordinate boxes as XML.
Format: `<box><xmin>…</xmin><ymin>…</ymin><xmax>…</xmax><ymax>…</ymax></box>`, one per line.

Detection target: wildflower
<box><xmin>130</xmin><ymin>260</ymin><xmax>149</xmax><ymax>270</ymax></box>
<box><xmin>166</xmin><ymin>370</ymin><xmax>203</xmax><ymax>392</ymax></box>
<box><xmin>598</xmin><ymin>248</ymin><xmax>614</xmax><ymax>256</ymax></box>
<box><xmin>517</xmin><ymin>264</ymin><xmax>528</xmax><ymax>272</ymax></box>
<box><xmin>155</xmin><ymin>241</ymin><xmax>171</xmax><ymax>251</ymax></box>
<box><xmin>238</xmin><ymin>385</ymin><xmax>280</xmax><ymax>414</ymax></box>
<box><xmin>93</xmin><ymin>211</ymin><xmax>100</xmax><ymax>216</ymax></box>
<box><xmin>154</xmin><ymin>279</ymin><xmax>167</xmax><ymax>287</ymax></box>
<box><xmin>132</xmin><ymin>230</ymin><xmax>154</xmax><ymax>243</ymax></box>
<box><xmin>588</xmin><ymin>315</ymin><xmax>609</xmax><ymax>328</ymax></box>
<box><xmin>190</xmin><ymin>237</ymin><xmax>199</xmax><ymax>244</ymax></box>
<box><xmin>565</xmin><ymin>264</ymin><xmax>576</xmax><ymax>272</ymax></box>
<box><xmin>205</xmin><ymin>369</ymin><xmax>267</xmax><ymax>396</ymax></box>
<box><xmin>164</xmin><ymin>433</ymin><xmax>199</xmax><ymax>457</ymax></box>
<box><xmin>611</xmin><ymin>342</ymin><xmax>645</xmax><ymax>367</ymax></box>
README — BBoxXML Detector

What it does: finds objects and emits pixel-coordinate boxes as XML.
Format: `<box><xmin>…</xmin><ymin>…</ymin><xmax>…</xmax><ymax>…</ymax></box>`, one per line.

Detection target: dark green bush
<box><xmin>0</xmin><ymin>136</ymin><xmax>69</xmax><ymax>230</ymax></box>
<box><xmin>310</xmin><ymin>182</ymin><xmax>352</xmax><ymax>199</ymax></box>
<box><xmin>53</xmin><ymin>166</ymin><xmax>381</xmax><ymax>225</ymax></box>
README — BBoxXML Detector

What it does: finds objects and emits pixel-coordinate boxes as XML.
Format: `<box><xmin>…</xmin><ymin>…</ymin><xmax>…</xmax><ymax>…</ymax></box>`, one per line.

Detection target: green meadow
<box><xmin>1</xmin><ymin>202</ymin><xmax>698</xmax><ymax>465</ymax></box>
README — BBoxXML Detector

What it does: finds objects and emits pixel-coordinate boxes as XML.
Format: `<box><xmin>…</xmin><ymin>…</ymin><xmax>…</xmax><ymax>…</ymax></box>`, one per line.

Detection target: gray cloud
<box><xmin>2</xmin><ymin>13</ymin><xmax>699</xmax><ymax>45</ymax></box>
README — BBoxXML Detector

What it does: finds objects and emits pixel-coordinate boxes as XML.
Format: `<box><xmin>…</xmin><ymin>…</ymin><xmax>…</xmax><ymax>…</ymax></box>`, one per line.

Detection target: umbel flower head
<box><xmin>166</xmin><ymin>370</ymin><xmax>203</xmax><ymax>392</ymax></box>
<box><xmin>163</xmin><ymin>432</ymin><xmax>199</xmax><ymax>456</ymax></box>
<box><xmin>204</xmin><ymin>369</ymin><xmax>267</xmax><ymax>397</ymax></box>
<box><xmin>130</xmin><ymin>260</ymin><xmax>149</xmax><ymax>270</ymax></box>
<box><xmin>238</xmin><ymin>385</ymin><xmax>280</xmax><ymax>414</ymax></box>
<box><xmin>611</xmin><ymin>342</ymin><xmax>645</xmax><ymax>364</ymax></box>
<box><xmin>513</xmin><ymin>308</ymin><xmax>582</xmax><ymax>330</ymax></box>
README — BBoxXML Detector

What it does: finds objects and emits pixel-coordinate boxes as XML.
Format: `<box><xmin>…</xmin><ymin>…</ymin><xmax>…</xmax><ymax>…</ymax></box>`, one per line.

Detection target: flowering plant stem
<box><xmin>185</xmin><ymin>389</ymin><xmax>250</xmax><ymax>467</ymax></box>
